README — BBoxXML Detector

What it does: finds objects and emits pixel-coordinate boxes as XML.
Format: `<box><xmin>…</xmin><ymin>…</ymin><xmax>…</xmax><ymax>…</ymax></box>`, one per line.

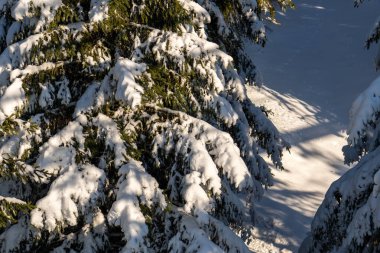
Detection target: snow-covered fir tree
<box><xmin>0</xmin><ymin>0</ymin><xmax>293</xmax><ymax>252</ymax></box>
<box><xmin>300</xmin><ymin>3</ymin><xmax>380</xmax><ymax>252</ymax></box>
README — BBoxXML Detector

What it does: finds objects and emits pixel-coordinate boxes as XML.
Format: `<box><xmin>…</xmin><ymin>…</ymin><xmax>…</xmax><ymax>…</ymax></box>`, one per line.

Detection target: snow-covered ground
<box><xmin>247</xmin><ymin>0</ymin><xmax>380</xmax><ymax>252</ymax></box>
<box><xmin>248</xmin><ymin>86</ymin><xmax>347</xmax><ymax>252</ymax></box>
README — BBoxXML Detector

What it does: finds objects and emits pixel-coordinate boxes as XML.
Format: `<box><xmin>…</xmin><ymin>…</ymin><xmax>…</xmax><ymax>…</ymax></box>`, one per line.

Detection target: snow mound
<box><xmin>31</xmin><ymin>164</ymin><xmax>105</xmax><ymax>232</ymax></box>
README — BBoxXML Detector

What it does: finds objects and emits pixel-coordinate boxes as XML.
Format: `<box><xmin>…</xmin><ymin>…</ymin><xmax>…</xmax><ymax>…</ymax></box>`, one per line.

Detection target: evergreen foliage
<box><xmin>0</xmin><ymin>0</ymin><xmax>292</xmax><ymax>251</ymax></box>
<box><xmin>355</xmin><ymin>0</ymin><xmax>380</xmax><ymax>68</ymax></box>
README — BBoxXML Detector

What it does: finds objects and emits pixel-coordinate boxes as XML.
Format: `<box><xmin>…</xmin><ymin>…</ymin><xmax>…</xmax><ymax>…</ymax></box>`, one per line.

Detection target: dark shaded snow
<box><xmin>253</xmin><ymin>0</ymin><xmax>380</xmax><ymax>125</ymax></box>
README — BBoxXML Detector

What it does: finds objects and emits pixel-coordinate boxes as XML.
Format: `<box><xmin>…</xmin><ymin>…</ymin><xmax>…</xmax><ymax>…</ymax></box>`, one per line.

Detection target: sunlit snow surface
<box><xmin>246</xmin><ymin>0</ymin><xmax>380</xmax><ymax>251</ymax></box>
<box><xmin>248</xmin><ymin>86</ymin><xmax>348</xmax><ymax>252</ymax></box>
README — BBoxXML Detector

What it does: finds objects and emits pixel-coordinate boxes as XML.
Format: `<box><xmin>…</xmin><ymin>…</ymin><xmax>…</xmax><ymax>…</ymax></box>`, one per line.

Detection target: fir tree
<box><xmin>355</xmin><ymin>0</ymin><xmax>380</xmax><ymax>70</ymax></box>
<box><xmin>301</xmin><ymin>2</ymin><xmax>380</xmax><ymax>252</ymax></box>
<box><xmin>0</xmin><ymin>0</ymin><xmax>292</xmax><ymax>252</ymax></box>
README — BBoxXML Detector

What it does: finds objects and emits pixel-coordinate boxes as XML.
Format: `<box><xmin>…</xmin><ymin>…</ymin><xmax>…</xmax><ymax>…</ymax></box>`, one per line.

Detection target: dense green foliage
<box><xmin>0</xmin><ymin>0</ymin><xmax>293</xmax><ymax>252</ymax></box>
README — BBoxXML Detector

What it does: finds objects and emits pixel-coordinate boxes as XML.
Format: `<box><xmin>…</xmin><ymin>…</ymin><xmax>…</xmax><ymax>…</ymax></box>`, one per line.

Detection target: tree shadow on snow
<box><xmin>254</xmin><ymin>187</ymin><xmax>321</xmax><ymax>252</ymax></box>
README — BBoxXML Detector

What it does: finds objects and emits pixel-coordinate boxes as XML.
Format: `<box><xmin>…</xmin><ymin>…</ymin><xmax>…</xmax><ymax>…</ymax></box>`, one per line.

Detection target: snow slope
<box><xmin>247</xmin><ymin>0</ymin><xmax>380</xmax><ymax>252</ymax></box>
